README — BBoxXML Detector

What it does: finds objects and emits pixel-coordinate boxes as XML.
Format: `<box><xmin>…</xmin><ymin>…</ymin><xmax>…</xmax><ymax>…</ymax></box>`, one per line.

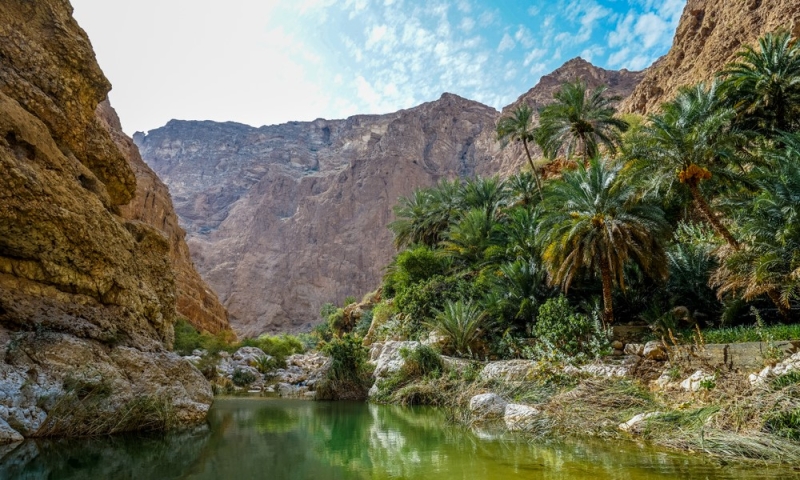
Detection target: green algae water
<box><xmin>1</xmin><ymin>397</ymin><xmax>797</xmax><ymax>479</ymax></box>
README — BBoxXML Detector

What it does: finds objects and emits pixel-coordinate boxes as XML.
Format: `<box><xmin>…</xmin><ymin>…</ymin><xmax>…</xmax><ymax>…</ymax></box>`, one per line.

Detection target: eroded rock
<box><xmin>469</xmin><ymin>393</ymin><xmax>507</xmax><ymax>421</ymax></box>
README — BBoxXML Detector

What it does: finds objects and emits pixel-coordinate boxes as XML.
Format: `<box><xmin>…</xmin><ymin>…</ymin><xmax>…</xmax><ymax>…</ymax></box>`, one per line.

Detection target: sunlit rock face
<box><xmin>138</xmin><ymin>94</ymin><xmax>502</xmax><ymax>336</ymax></box>
<box><xmin>621</xmin><ymin>0</ymin><xmax>800</xmax><ymax>114</ymax></box>
<box><xmin>138</xmin><ymin>58</ymin><xmax>645</xmax><ymax>337</ymax></box>
<box><xmin>0</xmin><ymin>0</ymin><xmax>212</xmax><ymax>441</ymax></box>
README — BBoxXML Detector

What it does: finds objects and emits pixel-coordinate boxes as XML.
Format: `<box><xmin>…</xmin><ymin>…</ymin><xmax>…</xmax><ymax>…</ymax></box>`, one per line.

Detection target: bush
<box><xmin>400</xmin><ymin>344</ymin><xmax>443</xmax><ymax>378</ymax></box>
<box><xmin>354</xmin><ymin>309</ymin><xmax>374</xmax><ymax>337</ymax></box>
<box><xmin>316</xmin><ymin>334</ymin><xmax>373</xmax><ymax>400</ymax></box>
<box><xmin>240</xmin><ymin>334</ymin><xmax>304</xmax><ymax>368</ymax></box>
<box><xmin>533</xmin><ymin>296</ymin><xmax>608</xmax><ymax>359</ymax></box>
<box><xmin>429</xmin><ymin>300</ymin><xmax>489</xmax><ymax>357</ymax></box>
<box><xmin>232</xmin><ymin>368</ymin><xmax>257</xmax><ymax>387</ymax></box>
<box><xmin>395</xmin><ymin>274</ymin><xmax>483</xmax><ymax>338</ymax></box>
<box><xmin>173</xmin><ymin>318</ymin><xmax>237</xmax><ymax>356</ymax></box>
<box><xmin>383</xmin><ymin>245</ymin><xmax>450</xmax><ymax>297</ymax></box>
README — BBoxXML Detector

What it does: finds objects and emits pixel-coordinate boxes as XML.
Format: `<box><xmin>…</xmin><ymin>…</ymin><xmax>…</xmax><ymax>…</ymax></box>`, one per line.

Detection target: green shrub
<box><xmin>173</xmin><ymin>318</ymin><xmax>237</xmax><ymax>356</ymax></box>
<box><xmin>383</xmin><ymin>245</ymin><xmax>450</xmax><ymax>297</ymax></box>
<box><xmin>429</xmin><ymin>300</ymin><xmax>489</xmax><ymax>357</ymax></box>
<box><xmin>232</xmin><ymin>368</ymin><xmax>257</xmax><ymax>387</ymax></box>
<box><xmin>532</xmin><ymin>296</ymin><xmax>608</xmax><ymax>359</ymax></box>
<box><xmin>240</xmin><ymin>334</ymin><xmax>304</xmax><ymax>368</ymax></box>
<box><xmin>395</xmin><ymin>274</ymin><xmax>483</xmax><ymax>338</ymax></box>
<box><xmin>173</xmin><ymin>318</ymin><xmax>203</xmax><ymax>355</ymax></box>
<box><xmin>400</xmin><ymin>344</ymin><xmax>443</xmax><ymax>378</ymax></box>
<box><xmin>316</xmin><ymin>334</ymin><xmax>373</xmax><ymax>400</ymax></box>
<box><xmin>344</xmin><ymin>295</ymin><xmax>357</xmax><ymax>306</ymax></box>
<box><xmin>354</xmin><ymin>309</ymin><xmax>374</xmax><ymax>337</ymax></box>
<box><xmin>764</xmin><ymin>408</ymin><xmax>800</xmax><ymax>441</ymax></box>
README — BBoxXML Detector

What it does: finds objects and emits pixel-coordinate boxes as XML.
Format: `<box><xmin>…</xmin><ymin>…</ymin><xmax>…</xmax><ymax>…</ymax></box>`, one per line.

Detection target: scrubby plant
<box><xmin>532</xmin><ymin>295</ymin><xmax>609</xmax><ymax>359</ymax></box>
<box><xmin>400</xmin><ymin>345</ymin><xmax>443</xmax><ymax>378</ymax></box>
<box><xmin>232</xmin><ymin>368</ymin><xmax>257</xmax><ymax>387</ymax></box>
<box><xmin>316</xmin><ymin>334</ymin><xmax>373</xmax><ymax>400</ymax></box>
<box><xmin>429</xmin><ymin>300</ymin><xmax>489</xmax><ymax>358</ymax></box>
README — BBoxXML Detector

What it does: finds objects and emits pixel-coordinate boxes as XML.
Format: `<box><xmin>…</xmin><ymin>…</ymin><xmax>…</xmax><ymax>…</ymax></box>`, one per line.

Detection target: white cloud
<box><xmin>498</xmin><ymin>32</ymin><xmax>515</xmax><ymax>52</ymax></box>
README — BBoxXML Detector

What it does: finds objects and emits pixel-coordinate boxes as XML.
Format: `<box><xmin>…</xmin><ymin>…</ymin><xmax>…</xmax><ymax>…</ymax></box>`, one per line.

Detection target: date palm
<box><xmin>496</xmin><ymin>104</ymin><xmax>544</xmax><ymax>199</ymax></box>
<box><xmin>719</xmin><ymin>29</ymin><xmax>800</xmax><ymax>134</ymax></box>
<box><xmin>536</xmin><ymin>80</ymin><xmax>629</xmax><ymax>164</ymax></box>
<box><xmin>537</xmin><ymin>158</ymin><xmax>669</xmax><ymax>327</ymax></box>
<box><xmin>388</xmin><ymin>179</ymin><xmax>463</xmax><ymax>249</ymax></box>
<box><xmin>628</xmin><ymin>81</ymin><xmax>743</xmax><ymax>249</ymax></box>
<box><xmin>712</xmin><ymin>133</ymin><xmax>800</xmax><ymax>319</ymax></box>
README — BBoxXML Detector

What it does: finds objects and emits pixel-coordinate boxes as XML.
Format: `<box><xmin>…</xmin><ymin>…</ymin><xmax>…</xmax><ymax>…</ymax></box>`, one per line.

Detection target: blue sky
<box><xmin>72</xmin><ymin>0</ymin><xmax>685</xmax><ymax>134</ymax></box>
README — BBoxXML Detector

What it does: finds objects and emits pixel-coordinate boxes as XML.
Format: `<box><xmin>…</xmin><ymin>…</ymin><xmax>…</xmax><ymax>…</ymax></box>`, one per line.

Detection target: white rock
<box><xmin>479</xmin><ymin>360</ymin><xmax>537</xmax><ymax>382</ymax></box>
<box><xmin>469</xmin><ymin>393</ymin><xmax>507</xmax><ymax>420</ymax></box>
<box><xmin>233</xmin><ymin>347</ymin><xmax>269</xmax><ymax>366</ymax></box>
<box><xmin>619</xmin><ymin>412</ymin><xmax>661</xmax><ymax>432</ymax></box>
<box><xmin>624</xmin><ymin>344</ymin><xmax>644</xmax><ymax>356</ymax></box>
<box><xmin>643</xmin><ymin>341</ymin><xmax>668</xmax><ymax>361</ymax></box>
<box><xmin>680</xmin><ymin>370</ymin><xmax>714</xmax><ymax>392</ymax></box>
<box><xmin>369</xmin><ymin>341</ymin><xmax>420</xmax><ymax>379</ymax></box>
<box><xmin>368</xmin><ymin>384</ymin><xmax>379</xmax><ymax>398</ymax></box>
<box><xmin>0</xmin><ymin>417</ymin><xmax>23</xmax><ymax>445</ymax></box>
<box><xmin>503</xmin><ymin>404</ymin><xmax>541</xmax><ymax>431</ymax></box>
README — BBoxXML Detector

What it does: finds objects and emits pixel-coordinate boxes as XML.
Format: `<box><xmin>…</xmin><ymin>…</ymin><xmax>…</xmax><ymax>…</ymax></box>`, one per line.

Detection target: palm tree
<box><xmin>628</xmin><ymin>81</ymin><xmax>743</xmax><ymax>249</ymax></box>
<box><xmin>429</xmin><ymin>300</ymin><xmax>489</xmax><ymax>357</ymax></box>
<box><xmin>536</xmin><ymin>80</ymin><xmax>629</xmax><ymax>164</ymax></box>
<box><xmin>711</xmin><ymin>133</ymin><xmax>800</xmax><ymax>319</ymax></box>
<box><xmin>496</xmin><ymin>104</ymin><xmax>544</xmax><ymax>199</ymax></box>
<box><xmin>388</xmin><ymin>179</ymin><xmax>463</xmax><ymax>249</ymax></box>
<box><xmin>536</xmin><ymin>158</ymin><xmax>669</xmax><ymax>327</ymax></box>
<box><xmin>719</xmin><ymin>30</ymin><xmax>800</xmax><ymax>134</ymax></box>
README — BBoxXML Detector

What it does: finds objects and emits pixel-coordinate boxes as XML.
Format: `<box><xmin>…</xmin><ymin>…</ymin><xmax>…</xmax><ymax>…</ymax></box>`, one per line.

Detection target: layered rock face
<box><xmin>138</xmin><ymin>94</ymin><xmax>501</xmax><ymax>336</ymax></box>
<box><xmin>0</xmin><ymin>0</ymin><xmax>211</xmax><ymax>442</ymax></box>
<box><xmin>622</xmin><ymin>0</ymin><xmax>800</xmax><ymax>114</ymax></box>
<box><xmin>139</xmin><ymin>58</ymin><xmax>644</xmax><ymax>336</ymax></box>
<box><xmin>98</xmin><ymin>101</ymin><xmax>229</xmax><ymax>334</ymax></box>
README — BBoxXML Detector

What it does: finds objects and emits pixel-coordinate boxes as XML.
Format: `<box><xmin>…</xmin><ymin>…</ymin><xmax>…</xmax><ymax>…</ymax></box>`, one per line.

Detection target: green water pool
<box><xmin>1</xmin><ymin>397</ymin><xmax>797</xmax><ymax>479</ymax></box>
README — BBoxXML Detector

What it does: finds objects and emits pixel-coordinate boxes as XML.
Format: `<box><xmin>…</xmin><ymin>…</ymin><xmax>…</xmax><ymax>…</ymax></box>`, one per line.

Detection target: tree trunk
<box><xmin>688</xmin><ymin>183</ymin><xmax>739</xmax><ymax>250</ymax></box>
<box><xmin>766</xmin><ymin>288</ymin><xmax>792</xmax><ymax>320</ymax></box>
<box><xmin>599</xmin><ymin>253</ymin><xmax>614</xmax><ymax>329</ymax></box>
<box><xmin>522</xmin><ymin>139</ymin><xmax>544</xmax><ymax>200</ymax></box>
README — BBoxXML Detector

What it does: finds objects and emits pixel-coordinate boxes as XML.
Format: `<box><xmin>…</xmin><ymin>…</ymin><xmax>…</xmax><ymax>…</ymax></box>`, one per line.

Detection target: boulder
<box><xmin>232</xmin><ymin>347</ymin><xmax>270</xmax><ymax>366</ymax></box>
<box><xmin>468</xmin><ymin>393</ymin><xmax>507</xmax><ymax>420</ymax></box>
<box><xmin>503</xmin><ymin>404</ymin><xmax>541</xmax><ymax>432</ymax></box>
<box><xmin>624</xmin><ymin>344</ymin><xmax>644</xmax><ymax>356</ymax></box>
<box><xmin>643</xmin><ymin>341</ymin><xmax>668</xmax><ymax>361</ymax></box>
<box><xmin>0</xmin><ymin>418</ymin><xmax>23</xmax><ymax>445</ymax></box>
<box><xmin>479</xmin><ymin>360</ymin><xmax>538</xmax><ymax>382</ymax></box>
<box><xmin>369</xmin><ymin>341</ymin><xmax>421</xmax><ymax>379</ymax></box>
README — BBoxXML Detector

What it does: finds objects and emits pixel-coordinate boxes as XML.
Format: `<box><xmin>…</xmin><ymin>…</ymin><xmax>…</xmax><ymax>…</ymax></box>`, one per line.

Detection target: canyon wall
<box><xmin>138</xmin><ymin>60</ymin><xmax>643</xmax><ymax>336</ymax></box>
<box><xmin>0</xmin><ymin>0</ymin><xmax>212</xmax><ymax>443</ymax></box>
<box><xmin>98</xmin><ymin>101</ymin><xmax>230</xmax><ymax>334</ymax></box>
<box><xmin>622</xmin><ymin>0</ymin><xmax>800</xmax><ymax>114</ymax></box>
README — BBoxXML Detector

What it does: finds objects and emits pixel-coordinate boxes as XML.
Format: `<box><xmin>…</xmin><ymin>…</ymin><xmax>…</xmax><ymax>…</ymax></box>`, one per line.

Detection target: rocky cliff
<box><xmin>138</xmin><ymin>94</ymin><xmax>501</xmax><ymax>336</ymax></box>
<box><xmin>138</xmin><ymin>58</ymin><xmax>644</xmax><ymax>336</ymax></box>
<box><xmin>0</xmin><ymin>0</ymin><xmax>211</xmax><ymax>443</ymax></box>
<box><xmin>98</xmin><ymin>101</ymin><xmax>230</xmax><ymax>334</ymax></box>
<box><xmin>622</xmin><ymin>0</ymin><xmax>800</xmax><ymax>114</ymax></box>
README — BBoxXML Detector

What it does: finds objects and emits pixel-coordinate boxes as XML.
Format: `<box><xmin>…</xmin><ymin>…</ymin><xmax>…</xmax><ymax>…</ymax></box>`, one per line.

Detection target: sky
<box><xmin>71</xmin><ymin>0</ymin><xmax>685</xmax><ymax>135</ymax></box>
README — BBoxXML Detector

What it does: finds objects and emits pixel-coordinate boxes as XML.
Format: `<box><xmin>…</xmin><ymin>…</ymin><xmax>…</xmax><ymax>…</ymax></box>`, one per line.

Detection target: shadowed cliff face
<box><xmin>98</xmin><ymin>101</ymin><xmax>230</xmax><ymax>334</ymax></box>
<box><xmin>0</xmin><ymin>0</ymin><xmax>211</xmax><ymax>442</ymax></box>
<box><xmin>138</xmin><ymin>57</ymin><xmax>645</xmax><ymax>337</ymax></box>
<box><xmin>621</xmin><ymin>0</ymin><xmax>800</xmax><ymax>114</ymax></box>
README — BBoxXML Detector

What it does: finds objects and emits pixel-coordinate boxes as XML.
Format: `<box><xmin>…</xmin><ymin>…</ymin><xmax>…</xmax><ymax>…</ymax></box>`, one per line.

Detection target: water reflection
<box><xmin>0</xmin><ymin>398</ymin><xmax>795</xmax><ymax>479</ymax></box>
